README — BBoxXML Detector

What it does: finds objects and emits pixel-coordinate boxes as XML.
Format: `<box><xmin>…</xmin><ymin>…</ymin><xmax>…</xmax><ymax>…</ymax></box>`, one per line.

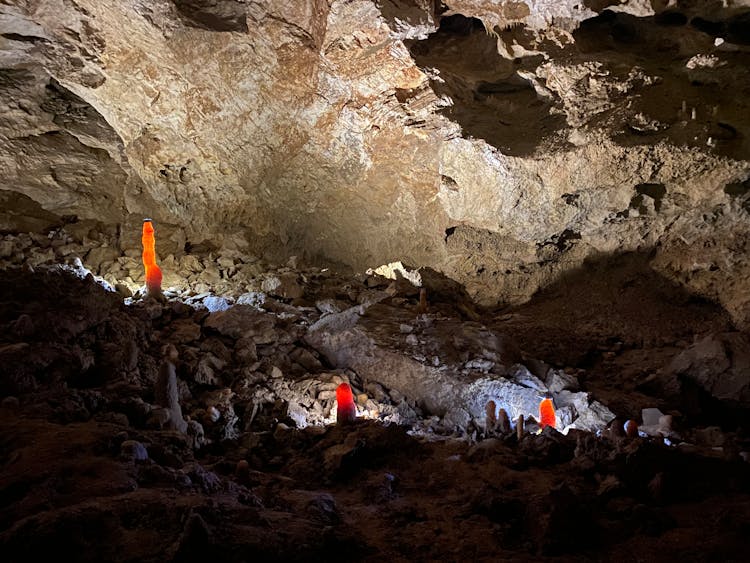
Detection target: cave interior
<box><xmin>1</xmin><ymin>1</ymin><xmax>750</xmax><ymax>561</ymax></box>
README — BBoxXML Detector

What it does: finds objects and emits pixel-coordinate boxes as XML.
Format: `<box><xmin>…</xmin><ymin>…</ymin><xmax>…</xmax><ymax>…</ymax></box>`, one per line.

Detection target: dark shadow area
<box><xmin>0</xmin><ymin>190</ymin><xmax>61</xmax><ymax>234</ymax></box>
<box><xmin>724</xmin><ymin>177</ymin><xmax>750</xmax><ymax>196</ymax></box>
<box><xmin>493</xmin><ymin>251</ymin><xmax>750</xmax><ymax>429</ymax></box>
<box><xmin>691</xmin><ymin>12</ymin><xmax>750</xmax><ymax>45</ymax></box>
<box><xmin>495</xmin><ymin>251</ymin><xmax>734</xmax><ymax>365</ymax></box>
<box><xmin>612</xmin><ymin>182</ymin><xmax>668</xmax><ymax>219</ymax></box>
<box><xmin>405</xmin><ymin>5</ymin><xmax>750</xmax><ymax>158</ymax></box>
<box><xmin>171</xmin><ymin>0</ymin><xmax>248</xmax><ymax>32</ymax></box>
<box><xmin>573</xmin><ymin>8</ymin><xmax>750</xmax><ymax>160</ymax></box>
<box><xmin>725</xmin><ymin>177</ymin><xmax>750</xmax><ymax>212</ymax></box>
<box><xmin>1</xmin><ymin>254</ymin><xmax>750</xmax><ymax>561</ymax></box>
<box><xmin>654</xmin><ymin>10</ymin><xmax>689</xmax><ymax>27</ymax></box>
<box><xmin>575</xmin><ymin>6</ymin><xmax>750</xmax><ymax>51</ymax></box>
<box><xmin>406</xmin><ymin>14</ymin><xmax>566</xmax><ymax>156</ymax></box>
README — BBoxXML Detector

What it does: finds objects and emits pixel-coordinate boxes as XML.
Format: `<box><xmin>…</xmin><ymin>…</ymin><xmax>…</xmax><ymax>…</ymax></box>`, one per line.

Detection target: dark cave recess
<box><xmin>403</xmin><ymin>9</ymin><xmax>750</xmax><ymax>159</ymax></box>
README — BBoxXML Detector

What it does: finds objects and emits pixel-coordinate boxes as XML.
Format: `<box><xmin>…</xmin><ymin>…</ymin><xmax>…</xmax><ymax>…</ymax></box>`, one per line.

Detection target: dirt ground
<box><xmin>1</xmin><ymin>256</ymin><xmax>749</xmax><ymax>562</ymax></box>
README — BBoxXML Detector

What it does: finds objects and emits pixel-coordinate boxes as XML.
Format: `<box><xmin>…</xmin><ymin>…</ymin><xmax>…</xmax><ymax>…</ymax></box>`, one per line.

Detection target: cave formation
<box><xmin>1</xmin><ymin>0</ymin><xmax>750</xmax><ymax>560</ymax></box>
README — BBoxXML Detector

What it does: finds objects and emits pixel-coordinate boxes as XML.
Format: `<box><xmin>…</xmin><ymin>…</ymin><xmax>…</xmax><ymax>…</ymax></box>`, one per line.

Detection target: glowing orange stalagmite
<box><xmin>336</xmin><ymin>383</ymin><xmax>357</xmax><ymax>425</ymax></box>
<box><xmin>539</xmin><ymin>397</ymin><xmax>556</xmax><ymax>430</ymax></box>
<box><xmin>141</xmin><ymin>219</ymin><xmax>163</xmax><ymax>297</ymax></box>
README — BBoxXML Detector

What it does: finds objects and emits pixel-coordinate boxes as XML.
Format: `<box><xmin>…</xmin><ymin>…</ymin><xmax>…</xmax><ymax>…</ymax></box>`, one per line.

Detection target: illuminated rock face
<box><xmin>1</xmin><ymin>1</ymin><xmax>749</xmax><ymax>326</ymax></box>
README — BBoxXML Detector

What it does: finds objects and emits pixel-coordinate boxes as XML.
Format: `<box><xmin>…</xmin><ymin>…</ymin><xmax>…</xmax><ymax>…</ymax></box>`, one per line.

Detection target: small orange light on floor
<box><xmin>336</xmin><ymin>383</ymin><xmax>357</xmax><ymax>425</ymax></box>
<box><xmin>142</xmin><ymin>219</ymin><xmax>163</xmax><ymax>296</ymax></box>
<box><xmin>539</xmin><ymin>397</ymin><xmax>556</xmax><ymax>429</ymax></box>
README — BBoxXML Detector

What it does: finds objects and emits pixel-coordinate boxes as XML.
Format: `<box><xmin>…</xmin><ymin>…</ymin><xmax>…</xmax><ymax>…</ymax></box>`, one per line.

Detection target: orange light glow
<box><xmin>142</xmin><ymin>219</ymin><xmax>162</xmax><ymax>295</ymax></box>
<box><xmin>336</xmin><ymin>383</ymin><xmax>356</xmax><ymax>424</ymax></box>
<box><xmin>539</xmin><ymin>398</ymin><xmax>556</xmax><ymax>429</ymax></box>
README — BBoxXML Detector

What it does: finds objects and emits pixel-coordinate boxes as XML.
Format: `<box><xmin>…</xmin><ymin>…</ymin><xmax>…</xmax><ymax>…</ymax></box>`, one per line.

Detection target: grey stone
<box><xmin>187</xmin><ymin>420</ymin><xmax>206</xmax><ymax>449</ymax></box>
<box><xmin>86</xmin><ymin>245</ymin><xmax>121</xmax><ymax>273</ymax></box>
<box><xmin>201</xmin><ymin>295</ymin><xmax>232</xmax><ymax>312</ymax></box>
<box><xmin>315</xmin><ymin>299</ymin><xmax>349</xmax><ymax>315</ymax></box>
<box><xmin>204</xmin><ymin>306</ymin><xmax>277</xmax><ymax>343</ymax></box>
<box><xmin>261</xmin><ymin>273</ymin><xmax>304</xmax><ymax>300</ymax></box>
<box><xmin>509</xmin><ymin>364</ymin><xmax>548</xmax><ymax>392</ymax></box>
<box><xmin>236</xmin><ymin>291</ymin><xmax>266</xmax><ymax>308</ymax></box>
<box><xmin>668</xmin><ymin>332</ymin><xmax>750</xmax><ymax>404</ymax></box>
<box><xmin>195</xmin><ymin>354</ymin><xmax>225</xmax><ymax>386</ymax></box>
<box><xmin>120</xmin><ymin>440</ymin><xmax>149</xmax><ymax>462</ymax></box>
<box><xmin>546</xmin><ymin>369</ymin><xmax>579</xmax><ymax>393</ymax></box>
<box><xmin>168</xmin><ymin>319</ymin><xmax>202</xmax><ymax>343</ymax></box>
<box><xmin>289</xmin><ymin>347</ymin><xmax>322</xmax><ymax>371</ymax></box>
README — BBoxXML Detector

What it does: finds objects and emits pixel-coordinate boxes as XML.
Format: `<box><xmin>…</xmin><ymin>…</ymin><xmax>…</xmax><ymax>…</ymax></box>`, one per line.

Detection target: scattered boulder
<box><xmin>262</xmin><ymin>273</ymin><xmax>303</xmax><ymax>300</ymax></box>
<box><xmin>194</xmin><ymin>354</ymin><xmax>225</xmax><ymax>386</ymax></box>
<box><xmin>1</xmin><ymin>231</ymin><xmax>750</xmax><ymax>562</ymax></box>
<box><xmin>667</xmin><ymin>332</ymin><xmax>750</xmax><ymax>405</ymax></box>
<box><xmin>120</xmin><ymin>440</ymin><xmax>149</xmax><ymax>462</ymax></box>
<box><xmin>204</xmin><ymin>306</ymin><xmax>277</xmax><ymax>343</ymax></box>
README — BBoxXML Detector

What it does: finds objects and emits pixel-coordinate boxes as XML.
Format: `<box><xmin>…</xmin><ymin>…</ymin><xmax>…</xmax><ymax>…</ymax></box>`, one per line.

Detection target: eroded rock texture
<box><xmin>2</xmin><ymin>254</ymin><xmax>750</xmax><ymax>562</ymax></box>
<box><xmin>1</xmin><ymin>0</ymin><xmax>749</xmax><ymax>326</ymax></box>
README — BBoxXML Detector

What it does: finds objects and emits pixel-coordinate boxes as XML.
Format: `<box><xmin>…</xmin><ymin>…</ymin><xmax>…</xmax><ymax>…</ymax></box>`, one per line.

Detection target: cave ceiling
<box><xmin>0</xmin><ymin>0</ymin><xmax>749</xmax><ymax>326</ymax></box>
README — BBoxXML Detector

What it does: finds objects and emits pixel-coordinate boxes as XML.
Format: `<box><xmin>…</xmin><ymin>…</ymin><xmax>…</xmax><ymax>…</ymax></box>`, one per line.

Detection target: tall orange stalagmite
<box><xmin>539</xmin><ymin>397</ymin><xmax>556</xmax><ymax>430</ymax></box>
<box><xmin>142</xmin><ymin>219</ymin><xmax>162</xmax><ymax>297</ymax></box>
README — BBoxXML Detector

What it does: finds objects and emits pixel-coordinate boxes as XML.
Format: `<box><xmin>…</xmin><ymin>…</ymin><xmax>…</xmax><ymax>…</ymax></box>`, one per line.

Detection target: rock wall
<box><xmin>1</xmin><ymin>0</ymin><xmax>749</xmax><ymax>326</ymax></box>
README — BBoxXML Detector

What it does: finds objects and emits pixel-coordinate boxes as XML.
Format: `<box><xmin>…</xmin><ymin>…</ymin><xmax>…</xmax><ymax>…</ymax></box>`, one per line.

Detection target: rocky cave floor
<box><xmin>1</xmin><ymin>221</ymin><xmax>750</xmax><ymax>562</ymax></box>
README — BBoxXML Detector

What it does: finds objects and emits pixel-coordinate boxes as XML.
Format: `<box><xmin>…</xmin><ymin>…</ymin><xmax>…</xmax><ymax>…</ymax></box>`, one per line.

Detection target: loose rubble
<box><xmin>1</xmin><ymin>223</ymin><xmax>749</xmax><ymax>561</ymax></box>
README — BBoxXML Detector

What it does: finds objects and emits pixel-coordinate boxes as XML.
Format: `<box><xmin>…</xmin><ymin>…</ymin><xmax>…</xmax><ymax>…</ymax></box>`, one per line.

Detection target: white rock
<box><xmin>237</xmin><ymin>292</ymin><xmax>266</xmax><ymax>308</ymax></box>
<box><xmin>201</xmin><ymin>295</ymin><xmax>232</xmax><ymax>312</ymax></box>
<box><xmin>546</xmin><ymin>369</ymin><xmax>579</xmax><ymax>393</ymax></box>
